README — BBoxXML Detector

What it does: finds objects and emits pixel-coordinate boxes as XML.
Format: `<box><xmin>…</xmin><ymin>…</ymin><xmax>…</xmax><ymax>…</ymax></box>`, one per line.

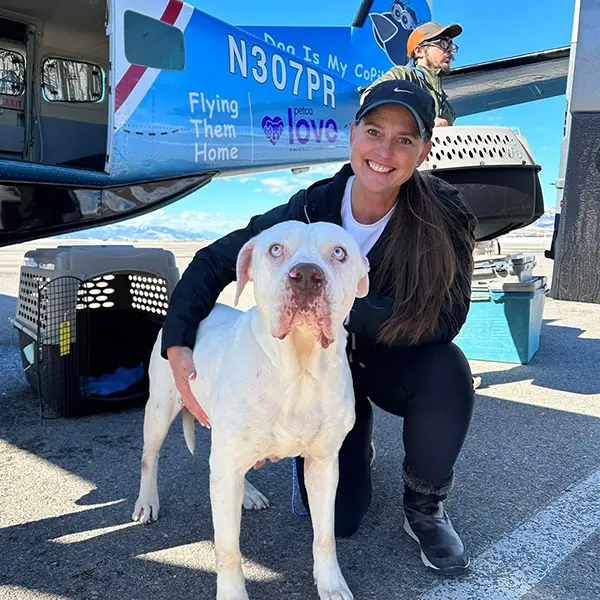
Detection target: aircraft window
<box><xmin>42</xmin><ymin>58</ymin><xmax>104</xmax><ymax>103</ymax></box>
<box><xmin>124</xmin><ymin>11</ymin><xmax>185</xmax><ymax>71</ymax></box>
<box><xmin>0</xmin><ymin>48</ymin><xmax>25</xmax><ymax>96</ymax></box>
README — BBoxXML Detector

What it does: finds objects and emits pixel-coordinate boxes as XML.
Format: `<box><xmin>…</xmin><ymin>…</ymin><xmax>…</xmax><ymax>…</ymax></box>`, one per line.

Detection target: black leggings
<box><xmin>296</xmin><ymin>342</ymin><xmax>475</xmax><ymax>537</ymax></box>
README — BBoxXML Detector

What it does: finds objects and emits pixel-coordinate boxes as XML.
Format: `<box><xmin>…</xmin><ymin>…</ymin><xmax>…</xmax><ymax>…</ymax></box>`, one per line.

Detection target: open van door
<box><xmin>106</xmin><ymin>0</ymin><xmax>117</xmax><ymax>174</ymax></box>
<box><xmin>0</xmin><ymin>16</ymin><xmax>34</xmax><ymax>161</ymax></box>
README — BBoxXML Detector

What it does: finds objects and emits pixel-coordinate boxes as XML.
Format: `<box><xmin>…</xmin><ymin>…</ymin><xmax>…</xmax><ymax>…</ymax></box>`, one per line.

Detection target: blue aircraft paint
<box><xmin>0</xmin><ymin>0</ymin><xmax>432</xmax><ymax>189</ymax></box>
<box><xmin>110</xmin><ymin>9</ymin><xmax>359</xmax><ymax>181</ymax></box>
<box><xmin>242</xmin><ymin>0</ymin><xmax>432</xmax><ymax>84</ymax></box>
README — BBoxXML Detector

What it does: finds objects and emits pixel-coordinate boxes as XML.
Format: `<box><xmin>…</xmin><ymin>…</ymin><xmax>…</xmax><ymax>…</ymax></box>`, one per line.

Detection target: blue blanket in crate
<box><xmin>81</xmin><ymin>362</ymin><xmax>144</xmax><ymax>396</ymax></box>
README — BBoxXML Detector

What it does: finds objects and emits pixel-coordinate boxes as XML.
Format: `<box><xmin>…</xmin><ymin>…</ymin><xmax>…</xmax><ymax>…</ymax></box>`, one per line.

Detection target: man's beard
<box><xmin>424</xmin><ymin>49</ymin><xmax>452</xmax><ymax>73</ymax></box>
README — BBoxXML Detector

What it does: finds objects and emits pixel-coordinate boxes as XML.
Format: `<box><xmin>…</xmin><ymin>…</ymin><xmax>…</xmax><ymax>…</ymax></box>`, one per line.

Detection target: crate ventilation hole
<box><xmin>429</xmin><ymin>133</ymin><xmax>522</xmax><ymax>162</ymax></box>
<box><xmin>77</xmin><ymin>274</ymin><xmax>116</xmax><ymax>310</ymax></box>
<box><xmin>18</xmin><ymin>272</ymin><xmax>51</xmax><ymax>326</ymax></box>
<box><xmin>130</xmin><ymin>274</ymin><xmax>169</xmax><ymax>316</ymax></box>
<box><xmin>75</xmin><ymin>274</ymin><xmax>169</xmax><ymax>315</ymax></box>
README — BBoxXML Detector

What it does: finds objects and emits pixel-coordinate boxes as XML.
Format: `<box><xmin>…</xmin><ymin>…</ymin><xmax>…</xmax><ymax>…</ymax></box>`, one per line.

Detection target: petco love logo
<box><xmin>261</xmin><ymin>108</ymin><xmax>338</xmax><ymax>146</ymax></box>
<box><xmin>261</xmin><ymin>116</ymin><xmax>285</xmax><ymax>146</ymax></box>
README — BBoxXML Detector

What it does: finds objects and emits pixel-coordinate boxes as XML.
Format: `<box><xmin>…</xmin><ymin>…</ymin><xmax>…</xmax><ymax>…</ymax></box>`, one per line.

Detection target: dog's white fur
<box><xmin>132</xmin><ymin>221</ymin><xmax>369</xmax><ymax>600</ymax></box>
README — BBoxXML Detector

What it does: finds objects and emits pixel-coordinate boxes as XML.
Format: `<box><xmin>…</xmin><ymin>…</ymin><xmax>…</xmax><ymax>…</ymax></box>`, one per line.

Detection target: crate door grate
<box><xmin>36</xmin><ymin>276</ymin><xmax>90</xmax><ymax>419</ymax></box>
<box><xmin>34</xmin><ymin>271</ymin><xmax>170</xmax><ymax>418</ymax></box>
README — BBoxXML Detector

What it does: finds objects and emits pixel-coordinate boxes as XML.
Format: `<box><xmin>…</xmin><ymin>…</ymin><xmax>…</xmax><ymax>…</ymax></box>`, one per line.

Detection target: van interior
<box><xmin>0</xmin><ymin>0</ymin><xmax>109</xmax><ymax>171</ymax></box>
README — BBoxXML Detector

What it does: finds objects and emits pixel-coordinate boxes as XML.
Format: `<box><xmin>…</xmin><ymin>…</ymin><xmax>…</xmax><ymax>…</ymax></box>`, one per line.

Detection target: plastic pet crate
<box><xmin>10</xmin><ymin>245</ymin><xmax>179</xmax><ymax>417</ymax></box>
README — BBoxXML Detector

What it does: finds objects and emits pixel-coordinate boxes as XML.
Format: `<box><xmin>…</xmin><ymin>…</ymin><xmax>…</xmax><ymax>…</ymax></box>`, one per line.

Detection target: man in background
<box><xmin>362</xmin><ymin>21</ymin><xmax>462</xmax><ymax>127</ymax></box>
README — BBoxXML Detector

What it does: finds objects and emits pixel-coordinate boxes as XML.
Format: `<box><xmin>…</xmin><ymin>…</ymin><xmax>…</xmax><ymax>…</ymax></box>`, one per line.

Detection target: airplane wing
<box><xmin>444</xmin><ymin>46</ymin><xmax>570</xmax><ymax>117</ymax></box>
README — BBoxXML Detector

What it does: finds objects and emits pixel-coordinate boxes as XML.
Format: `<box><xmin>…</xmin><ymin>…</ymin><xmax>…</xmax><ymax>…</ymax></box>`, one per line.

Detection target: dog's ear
<box><xmin>356</xmin><ymin>257</ymin><xmax>370</xmax><ymax>298</ymax></box>
<box><xmin>234</xmin><ymin>239</ymin><xmax>255</xmax><ymax>306</ymax></box>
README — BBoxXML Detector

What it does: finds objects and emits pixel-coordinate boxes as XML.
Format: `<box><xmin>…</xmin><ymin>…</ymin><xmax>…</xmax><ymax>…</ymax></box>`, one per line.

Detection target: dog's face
<box><xmin>235</xmin><ymin>221</ymin><xmax>369</xmax><ymax>348</ymax></box>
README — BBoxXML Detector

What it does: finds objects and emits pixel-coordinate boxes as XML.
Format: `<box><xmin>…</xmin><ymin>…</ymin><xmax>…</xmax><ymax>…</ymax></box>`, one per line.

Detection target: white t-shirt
<box><xmin>341</xmin><ymin>176</ymin><xmax>396</xmax><ymax>327</ymax></box>
<box><xmin>341</xmin><ymin>175</ymin><xmax>395</xmax><ymax>257</ymax></box>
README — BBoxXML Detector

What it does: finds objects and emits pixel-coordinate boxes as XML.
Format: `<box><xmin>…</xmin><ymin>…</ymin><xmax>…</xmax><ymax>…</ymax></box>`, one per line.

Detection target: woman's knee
<box><xmin>335</xmin><ymin>493</ymin><xmax>370</xmax><ymax>538</ymax></box>
<box><xmin>403</xmin><ymin>343</ymin><xmax>475</xmax><ymax>420</ymax></box>
<box><xmin>418</xmin><ymin>343</ymin><xmax>473</xmax><ymax>392</ymax></box>
<box><xmin>335</xmin><ymin>516</ymin><xmax>362</xmax><ymax>538</ymax></box>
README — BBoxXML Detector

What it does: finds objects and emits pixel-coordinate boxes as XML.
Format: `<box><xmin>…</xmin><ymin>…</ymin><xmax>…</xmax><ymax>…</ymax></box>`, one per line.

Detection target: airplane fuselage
<box><xmin>0</xmin><ymin>0</ymin><xmax>546</xmax><ymax>246</ymax></box>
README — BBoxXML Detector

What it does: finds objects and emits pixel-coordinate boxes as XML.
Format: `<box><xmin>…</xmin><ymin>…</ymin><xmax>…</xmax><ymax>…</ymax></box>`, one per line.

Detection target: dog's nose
<box><xmin>288</xmin><ymin>263</ymin><xmax>325</xmax><ymax>292</ymax></box>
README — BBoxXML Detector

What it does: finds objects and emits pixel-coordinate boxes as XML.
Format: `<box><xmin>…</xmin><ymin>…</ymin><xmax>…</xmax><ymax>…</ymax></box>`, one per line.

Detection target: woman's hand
<box><xmin>434</xmin><ymin>117</ymin><xmax>449</xmax><ymax>127</ymax></box>
<box><xmin>166</xmin><ymin>345</ymin><xmax>211</xmax><ymax>428</ymax></box>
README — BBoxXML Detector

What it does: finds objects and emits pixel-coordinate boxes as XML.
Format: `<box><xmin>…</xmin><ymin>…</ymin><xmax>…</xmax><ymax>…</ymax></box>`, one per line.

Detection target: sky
<box><xmin>133</xmin><ymin>0</ymin><xmax>576</xmax><ymax>236</ymax></box>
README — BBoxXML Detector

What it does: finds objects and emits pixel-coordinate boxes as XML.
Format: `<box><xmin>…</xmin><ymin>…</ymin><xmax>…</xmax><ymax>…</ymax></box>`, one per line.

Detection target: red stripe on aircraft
<box><xmin>115</xmin><ymin>0</ymin><xmax>184</xmax><ymax>111</ymax></box>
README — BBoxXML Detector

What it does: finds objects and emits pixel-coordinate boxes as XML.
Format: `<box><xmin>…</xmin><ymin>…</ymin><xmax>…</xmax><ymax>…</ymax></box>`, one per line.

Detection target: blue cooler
<box><xmin>454</xmin><ymin>258</ymin><xmax>546</xmax><ymax>364</ymax></box>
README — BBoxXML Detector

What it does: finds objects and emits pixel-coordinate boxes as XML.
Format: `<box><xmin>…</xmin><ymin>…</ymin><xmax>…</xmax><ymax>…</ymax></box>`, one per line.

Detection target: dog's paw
<box><xmin>242</xmin><ymin>479</ymin><xmax>269</xmax><ymax>510</ymax></box>
<box><xmin>217</xmin><ymin>590</ymin><xmax>249</xmax><ymax>600</ymax></box>
<box><xmin>217</xmin><ymin>576</ymin><xmax>249</xmax><ymax>600</ymax></box>
<box><xmin>317</xmin><ymin>583</ymin><xmax>354</xmax><ymax>600</ymax></box>
<box><xmin>132</xmin><ymin>496</ymin><xmax>160</xmax><ymax>524</ymax></box>
<box><xmin>315</xmin><ymin>566</ymin><xmax>354</xmax><ymax>600</ymax></box>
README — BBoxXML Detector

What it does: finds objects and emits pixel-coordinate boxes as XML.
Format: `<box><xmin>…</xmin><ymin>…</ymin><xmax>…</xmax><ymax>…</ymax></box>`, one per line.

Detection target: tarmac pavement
<box><xmin>1</xmin><ymin>237</ymin><xmax>599</xmax><ymax>600</ymax></box>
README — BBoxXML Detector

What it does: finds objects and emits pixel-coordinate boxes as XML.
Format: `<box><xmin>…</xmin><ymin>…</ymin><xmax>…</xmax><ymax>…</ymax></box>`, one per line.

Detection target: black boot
<box><xmin>403</xmin><ymin>487</ymin><xmax>470</xmax><ymax>576</ymax></box>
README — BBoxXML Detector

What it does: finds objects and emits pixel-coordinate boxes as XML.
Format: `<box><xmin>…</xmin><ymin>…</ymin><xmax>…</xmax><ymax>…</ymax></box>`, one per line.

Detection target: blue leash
<box><xmin>291</xmin><ymin>457</ymin><xmax>309</xmax><ymax>518</ymax></box>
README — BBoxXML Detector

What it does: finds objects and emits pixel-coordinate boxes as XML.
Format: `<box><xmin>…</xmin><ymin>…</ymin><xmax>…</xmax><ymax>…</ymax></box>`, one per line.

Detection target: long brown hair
<box><xmin>375</xmin><ymin>170</ymin><xmax>473</xmax><ymax>346</ymax></box>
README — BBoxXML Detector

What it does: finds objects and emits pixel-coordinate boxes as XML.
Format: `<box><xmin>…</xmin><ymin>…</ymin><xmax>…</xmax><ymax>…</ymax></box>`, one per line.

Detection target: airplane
<box><xmin>0</xmin><ymin>0</ymin><xmax>569</xmax><ymax>248</ymax></box>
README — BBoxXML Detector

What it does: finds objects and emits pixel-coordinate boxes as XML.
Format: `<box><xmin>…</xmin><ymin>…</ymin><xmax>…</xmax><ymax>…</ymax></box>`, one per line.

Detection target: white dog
<box><xmin>132</xmin><ymin>221</ymin><xmax>369</xmax><ymax>600</ymax></box>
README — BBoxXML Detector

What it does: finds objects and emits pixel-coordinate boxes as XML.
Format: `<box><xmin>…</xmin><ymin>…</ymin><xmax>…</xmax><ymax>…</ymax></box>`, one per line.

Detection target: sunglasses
<box><xmin>421</xmin><ymin>38</ymin><xmax>459</xmax><ymax>53</ymax></box>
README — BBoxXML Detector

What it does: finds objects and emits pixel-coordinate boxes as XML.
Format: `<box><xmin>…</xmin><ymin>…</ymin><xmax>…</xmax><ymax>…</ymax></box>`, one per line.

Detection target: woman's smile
<box><xmin>366</xmin><ymin>160</ymin><xmax>394</xmax><ymax>174</ymax></box>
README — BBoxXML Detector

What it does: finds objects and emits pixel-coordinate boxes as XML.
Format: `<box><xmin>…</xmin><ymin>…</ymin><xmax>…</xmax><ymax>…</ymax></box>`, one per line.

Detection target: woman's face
<box><xmin>350</xmin><ymin>104</ymin><xmax>432</xmax><ymax>196</ymax></box>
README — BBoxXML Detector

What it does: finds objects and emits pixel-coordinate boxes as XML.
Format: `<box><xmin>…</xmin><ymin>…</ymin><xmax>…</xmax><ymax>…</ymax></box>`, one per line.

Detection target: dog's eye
<box><xmin>269</xmin><ymin>243</ymin><xmax>284</xmax><ymax>257</ymax></box>
<box><xmin>332</xmin><ymin>246</ymin><xmax>347</xmax><ymax>261</ymax></box>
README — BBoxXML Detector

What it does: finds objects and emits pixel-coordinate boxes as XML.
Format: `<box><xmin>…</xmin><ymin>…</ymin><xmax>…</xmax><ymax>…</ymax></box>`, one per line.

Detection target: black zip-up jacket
<box><xmin>161</xmin><ymin>164</ymin><xmax>476</xmax><ymax>358</ymax></box>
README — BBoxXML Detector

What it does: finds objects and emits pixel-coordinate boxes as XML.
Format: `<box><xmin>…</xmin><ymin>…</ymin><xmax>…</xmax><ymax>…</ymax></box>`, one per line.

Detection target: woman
<box><xmin>162</xmin><ymin>79</ymin><xmax>477</xmax><ymax>576</ymax></box>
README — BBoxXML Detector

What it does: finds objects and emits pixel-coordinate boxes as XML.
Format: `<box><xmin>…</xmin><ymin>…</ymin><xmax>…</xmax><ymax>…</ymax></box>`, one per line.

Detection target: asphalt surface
<box><xmin>1</xmin><ymin>238</ymin><xmax>599</xmax><ymax>600</ymax></box>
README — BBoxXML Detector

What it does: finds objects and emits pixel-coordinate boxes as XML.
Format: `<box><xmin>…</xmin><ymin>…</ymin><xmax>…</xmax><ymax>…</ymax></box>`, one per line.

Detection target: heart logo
<box><xmin>262</xmin><ymin>116</ymin><xmax>284</xmax><ymax>146</ymax></box>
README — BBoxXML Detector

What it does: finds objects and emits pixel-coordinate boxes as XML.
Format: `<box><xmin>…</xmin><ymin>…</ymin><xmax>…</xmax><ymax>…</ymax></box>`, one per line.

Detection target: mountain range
<box><xmin>55</xmin><ymin>209</ymin><xmax>558</xmax><ymax>242</ymax></box>
<box><xmin>528</xmin><ymin>208</ymin><xmax>557</xmax><ymax>229</ymax></box>
<box><xmin>56</xmin><ymin>224</ymin><xmax>222</xmax><ymax>242</ymax></box>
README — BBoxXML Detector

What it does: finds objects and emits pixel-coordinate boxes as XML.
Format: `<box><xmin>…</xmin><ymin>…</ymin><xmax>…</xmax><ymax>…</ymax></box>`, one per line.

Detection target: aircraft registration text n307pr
<box><xmin>228</xmin><ymin>35</ymin><xmax>337</xmax><ymax>108</ymax></box>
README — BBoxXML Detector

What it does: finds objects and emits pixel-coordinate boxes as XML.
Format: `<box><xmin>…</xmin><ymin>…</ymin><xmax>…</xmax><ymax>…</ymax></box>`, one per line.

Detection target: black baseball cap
<box><xmin>355</xmin><ymin>80</ymin><xmax>436</xmax><ymax>140</ymax></box>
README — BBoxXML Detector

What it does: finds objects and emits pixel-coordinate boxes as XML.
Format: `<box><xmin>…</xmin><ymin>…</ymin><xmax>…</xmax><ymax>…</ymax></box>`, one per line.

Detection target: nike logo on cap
<box><xmin>394</xmin><ymin>88</ymin><xmax>414</xmax><ymax>94</ymax></box>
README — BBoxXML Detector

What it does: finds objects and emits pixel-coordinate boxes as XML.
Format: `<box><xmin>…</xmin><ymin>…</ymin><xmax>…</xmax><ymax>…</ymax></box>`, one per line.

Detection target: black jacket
<box><xmin>161</xmin><ymin>164</ymin><xmax>476</xmax><ymax>357</ymax></box>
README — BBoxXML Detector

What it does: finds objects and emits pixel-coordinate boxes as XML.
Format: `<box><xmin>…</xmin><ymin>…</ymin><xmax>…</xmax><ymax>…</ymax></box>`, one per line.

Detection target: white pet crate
<box><xmin>10</xmin><ymin>245</ymin><xmax>179</xmax><ymax>417</ymax></box>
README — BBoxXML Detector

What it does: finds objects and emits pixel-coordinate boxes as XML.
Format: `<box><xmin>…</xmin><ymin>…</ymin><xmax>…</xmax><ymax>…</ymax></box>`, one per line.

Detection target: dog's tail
<box><xmin>182</xmin><ymin>407</ymin><xmax>195</xmax><ymax>455</ymax></box>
